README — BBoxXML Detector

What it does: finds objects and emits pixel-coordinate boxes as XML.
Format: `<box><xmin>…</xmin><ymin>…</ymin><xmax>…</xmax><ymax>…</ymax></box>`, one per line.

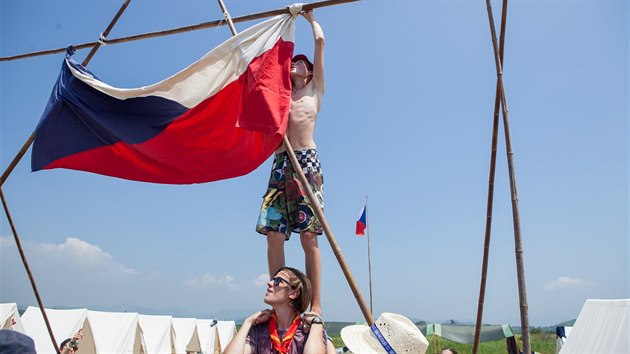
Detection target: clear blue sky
<box><xmin>1</xmin><ymin>0</ymin><xmax>627</xmax><ymax>326</ymax></box>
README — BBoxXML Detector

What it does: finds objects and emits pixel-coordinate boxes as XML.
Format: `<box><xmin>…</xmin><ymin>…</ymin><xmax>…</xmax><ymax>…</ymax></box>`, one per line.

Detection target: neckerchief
<box><xmin>268</xmin><ymin>312</ymin><xmax>301</xmax><ymax>354</ymax></box>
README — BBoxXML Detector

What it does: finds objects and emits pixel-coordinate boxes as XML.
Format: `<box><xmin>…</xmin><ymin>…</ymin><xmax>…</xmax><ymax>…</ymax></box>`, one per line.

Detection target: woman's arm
<box><xmin>224</xmin><ymin>310</ymin><xmax>272</xmax><ymax>354</ymax></box>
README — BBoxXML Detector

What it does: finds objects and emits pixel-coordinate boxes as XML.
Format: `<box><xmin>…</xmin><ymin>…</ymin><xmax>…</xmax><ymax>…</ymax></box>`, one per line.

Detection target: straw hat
<box><xmin>340</xmin><ymin>313</ymin><xmax>429</xmax><ymax>354</ymax></box>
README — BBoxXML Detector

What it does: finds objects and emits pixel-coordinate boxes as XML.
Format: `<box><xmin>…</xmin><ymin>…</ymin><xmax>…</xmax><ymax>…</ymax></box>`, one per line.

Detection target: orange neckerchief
<box><xmin>268</xmin><ymin>312</ymin><xmax>302</xmax><ymax>354</ymax></box>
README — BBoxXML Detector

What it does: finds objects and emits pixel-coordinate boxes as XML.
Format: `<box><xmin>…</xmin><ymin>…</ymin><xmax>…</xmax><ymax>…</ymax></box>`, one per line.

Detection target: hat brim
<box><xmin>292</xmin><ymin>54</ymin><xmax>313</xmax><ymax>72</ymax></box>
<box><xmin>341</xmin><ymin>313</ymin><xmax>429</xmax><ymax>354</ymax></box>
<box><xmin>341</xmin><ymin>324</ymin><xmax>388</xmax><ymax>354</ymax></box>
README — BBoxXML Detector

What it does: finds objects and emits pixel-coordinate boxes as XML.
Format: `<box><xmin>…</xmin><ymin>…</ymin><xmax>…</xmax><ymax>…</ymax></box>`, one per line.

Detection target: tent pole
<box><xmin>0</xmin><ymin>0</ymin><xmax>359</xmax><ymax>62</ymax></box>
<box><xmin>217</xmin><ymin>0</ymin><xmax>374</xmax><ymax>325</ymax></box>
<box><xmin>483</xmin><ymin>1</ymin><xmax>531</xmax><ymax>353</ymax></box>
<box><xmin>472</xmin><ymin>0</ymin><xmax>508</xmax><ymax>353</ymax></box>
<box><xmin>0</xmin><ymin>2</ymin><xmax>133</xmax><ymax>353</ymax></box>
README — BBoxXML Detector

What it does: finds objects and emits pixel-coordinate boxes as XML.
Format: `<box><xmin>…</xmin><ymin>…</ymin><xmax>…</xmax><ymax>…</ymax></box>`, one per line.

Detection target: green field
<box><xmin>326</xmin><ymin>328</ymin><xmax>557</xmax><ymax>354</ymax></box>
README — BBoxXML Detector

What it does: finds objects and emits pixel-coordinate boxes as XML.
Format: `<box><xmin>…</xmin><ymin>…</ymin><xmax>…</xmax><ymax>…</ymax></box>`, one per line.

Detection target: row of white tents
<box><xmin>1</xmin><ymin>303</ymin><xmax>236</xmax><ymax>354</ymax></box>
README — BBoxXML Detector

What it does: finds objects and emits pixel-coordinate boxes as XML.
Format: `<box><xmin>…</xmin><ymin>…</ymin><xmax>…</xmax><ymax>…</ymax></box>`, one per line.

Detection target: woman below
<box><xmin>225</xmin><ymin>267</ymin><xmax>329</xmax><ymax>354</ymax></box>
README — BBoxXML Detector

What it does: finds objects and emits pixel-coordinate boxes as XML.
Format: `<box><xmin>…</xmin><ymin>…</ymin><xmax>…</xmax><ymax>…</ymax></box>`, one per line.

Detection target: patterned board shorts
<box><xmin>256</xmin><ymin>149</ymin><xmax>324</xmax><ymax>240</ymax></box>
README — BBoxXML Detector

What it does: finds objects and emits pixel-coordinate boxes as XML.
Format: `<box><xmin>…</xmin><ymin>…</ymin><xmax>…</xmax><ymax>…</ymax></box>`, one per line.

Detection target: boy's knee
<box><xmin>267</xmin><ymin>232</ymin><xmax>286</xmax><ymax>247</ymax></box>
<box><xmin>300</xmin><ymin>232</ymin><xmax>318</xmax><ymax>249</ymax></box>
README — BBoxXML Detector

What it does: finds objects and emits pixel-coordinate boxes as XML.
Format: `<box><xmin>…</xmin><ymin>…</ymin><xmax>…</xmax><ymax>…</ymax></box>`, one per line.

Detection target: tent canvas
<box><xmin>420</xmin><ymin>323</ymin><xmax>515</xmax><ymax>344</ymax></box>
<box><xmin>21</xmin><ymin>306</ymin><xmax>96</xmax><ymax>354</ymax></box>
<box><xmin>139</xmin><ymin>314</ymin><xmax>176</xmax><ymax>354</ymax></box>
<box><xmin>0</xmin><ymin>303</ymin><xmax>25</xmax><ymax>333</ymax></box>
<box><xmin>216</xmin><ymin>320</ymin><xmax>237</xmax><ymax>353</ymax></box>
<box><xmin>196</xmin><ymin>319</ymin><xmax>219</xmax><ymax>354</ymax></box>
<box><xmin>559</xmin><ymin>299</ymin><xmax>629</xmax><ymax>354</ymax></box>
<box><xmin>172</xmin><ymin>317</ymin><xmax>201</xmax><ymax>354</ymax></box>
<box><xmin>87</xmin><ymin>310</ymin><xmax>146</xmax><ymax>354</ymax></box>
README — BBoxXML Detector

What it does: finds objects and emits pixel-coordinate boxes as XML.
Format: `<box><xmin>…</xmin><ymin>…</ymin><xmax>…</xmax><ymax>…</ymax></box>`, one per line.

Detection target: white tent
<box><xmin>139</xmin><ymin>314</ymin><xmax>176</xmax><ymax>354</ymax></box>
<box><xmin>0</xmin><ymin>303</ymin><xmax>25</xmax><ymax>333</ymax></box>
<box><xmin>215</xmin><ymin>320</ymin><xmax>236</xmax><ymax>353</ymax></box>
<box><xmin>21</xmin><ymin>306</ymin><xmax>96</xmax><ymax>354</ymax></box>
<box><xmin>172</xmin><ymin>317</ymin><xmax>201</xmax><ymax>354</ymax></box>
<box><xmin>559</xmin><ymin>299</ymin><xmax>629</xmax><ymax>354</ymax></box>
<box><xmin>87</xmin><ymin>310</ymin><xmax>146</xmax><ymax>354</ymax></box>
<box><xmin>196</xmin><ymin>319</ymin><xmax>219</xmax><ymax>354</ymax></box>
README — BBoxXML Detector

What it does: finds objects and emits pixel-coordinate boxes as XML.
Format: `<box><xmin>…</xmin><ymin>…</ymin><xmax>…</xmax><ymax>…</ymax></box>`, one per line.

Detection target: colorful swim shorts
<box><xmin>256</xmin><ymin>149</ymin><xmax>324</xmax><ymax>240</ymax></box>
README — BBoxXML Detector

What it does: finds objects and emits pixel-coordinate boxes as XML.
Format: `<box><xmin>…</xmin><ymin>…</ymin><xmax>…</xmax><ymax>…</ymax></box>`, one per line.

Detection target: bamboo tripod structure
<box><xmin>473</xmin><ymin>0</ymin><xmax>531</xmax><ymax>353</ymax></box>
<box><xmin>0</xmin><ymin>3</ymin><xmax>372</xmax><ymax>353</ymax></box>
<box><xmin>1</xmin><ymin>0</ymin><xmax>533</xmax><ymax>351</ymax></box>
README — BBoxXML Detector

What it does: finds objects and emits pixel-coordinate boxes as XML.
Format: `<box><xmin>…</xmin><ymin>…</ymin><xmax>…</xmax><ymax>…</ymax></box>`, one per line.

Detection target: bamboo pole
<box><xmin>0</xmin><ymin>0</ymin><xmax>359</xmax><ymax>62</ymax></box>
<box><xmin>483</xmin><ymin>1</ymin><xmax>531</xmax><ymax>353</ymax></box>
<box><xmin>283</xmin><ymin>136</ymin><xmax>374</xmax><ymax>324</ymax></box>
<box><xmin>0</xmin><ymin>2</ymin><xmax>133</xmax><ymax>353</ymax></box>
<box><xmin>1</xmin><ymin>190</ymin><xmax>59</xmax><ymax>354</ymax></box>
<box><xmin>217</xmin><ymin>0</ymin><xmax>373</xmax><ymax>325</ymax></box>
<box><xmin>82</xmin><ymin>0</ymin><xmax>131</xmax><ymax>66</ymax></box>
<box><xmin>472</xmin><ymin>1</ymin><xmax>508</xmax><ymax>353</ymax></box>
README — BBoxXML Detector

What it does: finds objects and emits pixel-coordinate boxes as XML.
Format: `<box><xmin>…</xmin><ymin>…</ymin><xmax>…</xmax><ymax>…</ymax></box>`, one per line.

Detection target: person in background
<box><xmin>0</xmin><ymin>330</ymin><xmax>36</xmax><ymax>354</ymax></box>
<box><xmin>60</xmin><ymin>330</ymin><xmax>83</xmax><ymax>354</ymax></box>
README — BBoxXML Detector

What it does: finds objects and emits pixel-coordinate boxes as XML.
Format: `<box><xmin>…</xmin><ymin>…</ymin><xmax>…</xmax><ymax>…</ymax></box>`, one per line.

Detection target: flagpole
<box><xmin>366</xmin><ymin>194</ymin><xmax>373</xmax><ymax>314</ymax></box>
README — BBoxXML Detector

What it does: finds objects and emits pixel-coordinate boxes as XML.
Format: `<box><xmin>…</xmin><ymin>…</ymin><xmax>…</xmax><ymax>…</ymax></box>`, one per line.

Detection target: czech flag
<box><xmin>356</xmin><ymin>205</ymin><xmax>367</xmax><ymax>236</ymax></box>
<box><xmin>32</xmin><ymin>13</ymin><xmax>297</xmax><ymax>184</ymax></box>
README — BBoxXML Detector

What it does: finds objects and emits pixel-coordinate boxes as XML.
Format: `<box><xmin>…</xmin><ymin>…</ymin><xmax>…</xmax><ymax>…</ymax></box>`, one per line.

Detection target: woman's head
<box><xmin>265</xmin><ymin>267</ymin><xmax>311</xmax><ymax>313</ymax></box>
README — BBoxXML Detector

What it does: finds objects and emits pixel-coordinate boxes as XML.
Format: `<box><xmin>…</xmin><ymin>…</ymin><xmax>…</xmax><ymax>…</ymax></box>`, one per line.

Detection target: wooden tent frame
<box><xmin>0</xmin><ymin>1</ymin><xmax>531</xmax><ymax>353</ymax></box>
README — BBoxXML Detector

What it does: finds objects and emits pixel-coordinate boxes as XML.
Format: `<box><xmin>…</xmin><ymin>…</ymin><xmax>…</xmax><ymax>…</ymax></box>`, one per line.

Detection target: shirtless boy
<box><xmin>256</xmin><ymin>9</ymin><xmax>325</xmax><ymax>316</ymax></box>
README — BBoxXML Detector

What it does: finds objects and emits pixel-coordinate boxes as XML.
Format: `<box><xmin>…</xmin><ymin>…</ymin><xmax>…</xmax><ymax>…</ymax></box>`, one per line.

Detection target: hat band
<box><xmin>370</xmin><ymin>323</ymin><xmax>397</xmax><ymax>354</ymax></box>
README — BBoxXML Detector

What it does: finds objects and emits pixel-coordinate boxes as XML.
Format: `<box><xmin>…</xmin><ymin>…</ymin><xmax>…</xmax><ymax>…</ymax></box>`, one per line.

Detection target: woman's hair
<box><xmin>275</xmin><ymin>266</ymin><xmax>311</xmax><ymax>313</ymax></box>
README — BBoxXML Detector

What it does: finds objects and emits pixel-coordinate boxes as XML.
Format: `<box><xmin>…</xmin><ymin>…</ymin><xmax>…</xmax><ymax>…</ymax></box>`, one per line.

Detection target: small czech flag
<box><xmin>356</xmin><ymin>205</ymin><xmax>367</xmax><ymax>236</ymax></box>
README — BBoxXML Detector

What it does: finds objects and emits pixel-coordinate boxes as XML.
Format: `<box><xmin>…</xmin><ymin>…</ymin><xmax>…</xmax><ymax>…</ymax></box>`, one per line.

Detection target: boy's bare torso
<box><xmin>276</xmin><ymin>83</ymin><xmax>321</xmax><ymax>152</ymax></box>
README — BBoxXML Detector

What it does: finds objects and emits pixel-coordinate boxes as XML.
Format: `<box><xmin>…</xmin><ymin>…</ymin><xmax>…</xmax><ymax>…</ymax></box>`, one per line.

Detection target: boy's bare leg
<box><xmin>267</xmin><ymin>231</ymin><xmax>286</xmax><ymax>277</ymax></box>
<box><xmin>301</xmin><ymin>231</ymin><xmax>322</xmax><ymax>315</ymax></box>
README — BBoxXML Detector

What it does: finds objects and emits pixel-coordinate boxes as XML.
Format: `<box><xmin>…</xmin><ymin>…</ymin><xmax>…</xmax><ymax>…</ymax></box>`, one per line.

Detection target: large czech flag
<box><xmin>32</xmin><ymin>13</ymin><xmax>296</xmax><ymax>184</ymax></box>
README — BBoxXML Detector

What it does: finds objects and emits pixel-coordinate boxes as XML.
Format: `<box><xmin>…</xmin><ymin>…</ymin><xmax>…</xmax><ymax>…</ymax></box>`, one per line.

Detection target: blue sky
<box><xmin>1</xmin><ymin>0</ymin><xmax>627</xmax><ymax>326</ymax></box>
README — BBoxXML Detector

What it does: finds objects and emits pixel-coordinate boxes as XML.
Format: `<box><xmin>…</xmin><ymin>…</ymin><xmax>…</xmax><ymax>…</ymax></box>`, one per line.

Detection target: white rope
<box><xmin>288</xmin><ymin>3</ymin><xmax>304</xmax><ymax>17</ymax></box>
<box><xmin>97</xmin><ymin>33</ymin><xmax>108</xmax><ymax>46</ymax></box>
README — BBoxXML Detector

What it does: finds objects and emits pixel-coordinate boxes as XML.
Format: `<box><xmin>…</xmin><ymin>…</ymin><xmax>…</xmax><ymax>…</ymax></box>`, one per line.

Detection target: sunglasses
<box><xmin>271</xmin><ymin>277</ymin><xmax>296</xmax><ymax>289</ymax></box>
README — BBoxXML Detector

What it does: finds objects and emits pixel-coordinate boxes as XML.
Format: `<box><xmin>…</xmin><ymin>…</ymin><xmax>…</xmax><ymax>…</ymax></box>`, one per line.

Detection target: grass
<box><xmin>328</xmin><ymin>332</ymin><xmax>557</xmax><ymax>354</ymax></box>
